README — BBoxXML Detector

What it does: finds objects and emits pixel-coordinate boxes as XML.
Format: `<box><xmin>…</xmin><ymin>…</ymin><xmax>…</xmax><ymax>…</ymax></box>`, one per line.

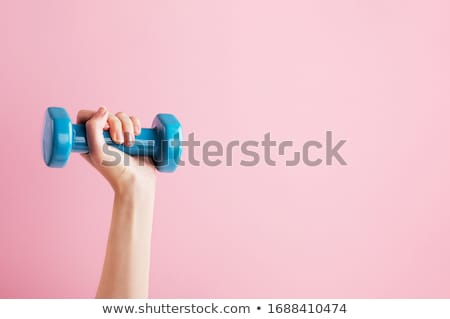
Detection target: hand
<box><xmin>76</xmin><ymin>107</ymin><xmax>156</xmax><ymax>194</ymax></box>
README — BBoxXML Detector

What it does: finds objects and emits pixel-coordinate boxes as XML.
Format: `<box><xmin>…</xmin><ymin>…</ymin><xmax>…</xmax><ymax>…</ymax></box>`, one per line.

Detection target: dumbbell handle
<box><xmin>71</xmin><ymin>124</ymin><xmax>159</xmax><ymax>156</ymax></box>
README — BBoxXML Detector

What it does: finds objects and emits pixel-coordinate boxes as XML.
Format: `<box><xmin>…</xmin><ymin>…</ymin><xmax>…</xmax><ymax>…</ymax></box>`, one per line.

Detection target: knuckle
<box><xmin>115</xmin><ymin>111</ymin><xmax>128</xmax><ymax>118</ymax></box>
<box><xmin>76</xmin><ymin>110</ymin><xmax>89</xmax><ymax>122</ymax></box>
<box><xmin>131</xmin><ymin>116</ymin><xmax>141</xmax><ymax>124</ymax></box>
<box><xmin>109</xmin><ymin>115</ymin><xmax>121</xmax><ymax>126</ymax></box>
<box><xmin>85</xmin><ymin>119</ymin><xmax>98</xmax><ymax>129</ymax></box>
<box><xmin>119</xmin><ymin>117</ymin><xmax>133</xmax><ymax>130</ymax></box>
<box><xmin>77</xmin><ymin>109</ymin><xmax>89</xmax><ymax>115</ymax></box>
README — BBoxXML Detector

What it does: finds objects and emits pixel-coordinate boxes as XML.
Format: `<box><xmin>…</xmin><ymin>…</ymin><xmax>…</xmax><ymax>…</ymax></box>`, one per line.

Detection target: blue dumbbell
<box><xmin>42</xmin><ymin>107</ymin><xmax>182</xmax><ymax>172</ymax></box>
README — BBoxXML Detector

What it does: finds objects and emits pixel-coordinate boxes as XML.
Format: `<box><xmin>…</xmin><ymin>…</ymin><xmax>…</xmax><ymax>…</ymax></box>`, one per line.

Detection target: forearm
<box><xmin>96</xmin><ymin>184</ymin><xmax>155</xmax><ymax>298</ymax></box>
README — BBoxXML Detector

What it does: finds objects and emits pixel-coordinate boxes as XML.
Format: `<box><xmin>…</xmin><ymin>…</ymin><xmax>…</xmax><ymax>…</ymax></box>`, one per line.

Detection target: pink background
<box><xmin>1</xmin><ymin>0</ymin><xmax>450</xmax><ymax>298</ymax></box>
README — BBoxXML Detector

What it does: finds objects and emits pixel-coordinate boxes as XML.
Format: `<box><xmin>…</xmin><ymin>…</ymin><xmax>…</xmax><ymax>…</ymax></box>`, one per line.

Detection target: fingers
<box><xmin>77</xmin><ymin>110</ymin><xmax>95</xmax><ymax>124</ymax></box>
<box><xmin>77</xmin><ymin>109</ymin><xmax>110</xmax><ymax>130</ymax></box>
<box><xmin>130</xmin><ymin>116</ymin><xmax>142</xmax><ymax>136</ymax></box>
<box><xmin>107</xmin><ymin>113</ymin><xmax>124</xmax><ymax>144</ymax></box>
<box><xmin>76</xmin><ymin>107</ymin><xmax>141</xmax><ymax>147</ymax></box>
<box><xmin>115</xmin><ymin>112</ymin><xmax>135</xmax><ymax>146</ymax></box>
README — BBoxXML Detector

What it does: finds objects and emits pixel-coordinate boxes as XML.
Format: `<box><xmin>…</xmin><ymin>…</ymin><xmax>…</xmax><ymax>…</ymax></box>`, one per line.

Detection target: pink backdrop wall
<box><xmin>1</xmin><ymin>0</ymin><xmax>450</xmax><ymax>298</ymax></box>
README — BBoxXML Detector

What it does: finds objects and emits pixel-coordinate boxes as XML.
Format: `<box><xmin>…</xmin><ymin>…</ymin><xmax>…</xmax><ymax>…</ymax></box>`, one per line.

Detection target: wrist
<box><xmin>113</xmin><ymin>178</ymin><xmax>156</xmax><ymax>207</ymax></box>
<box><xmin>112</xmin><ymin>171</ymin><xmax>156</xmax><ymax>196</ymax></box>
<box><xmin>112</xmin><ymin>183</ymin><xmax>156</xmax><ymax>223</ymax></box>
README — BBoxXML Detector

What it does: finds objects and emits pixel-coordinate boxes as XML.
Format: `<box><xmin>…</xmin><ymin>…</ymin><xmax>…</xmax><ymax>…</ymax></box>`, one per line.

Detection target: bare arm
<box><xmin>77</xmin><ymin>107</ymin><xmax>156</xmax><ymax>298</ymax></box>
<box><xmin>96</xmin><ymin>182</ymin><xmax>155</xmax><ymax>298</ymax></box>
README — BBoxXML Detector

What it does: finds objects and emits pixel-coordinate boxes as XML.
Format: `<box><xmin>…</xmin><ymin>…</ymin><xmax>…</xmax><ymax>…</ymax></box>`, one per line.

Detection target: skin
<box><xmin>77</xmin><ymin>107</ymin><xmax>156</xmax><ymax>299</ymax></box>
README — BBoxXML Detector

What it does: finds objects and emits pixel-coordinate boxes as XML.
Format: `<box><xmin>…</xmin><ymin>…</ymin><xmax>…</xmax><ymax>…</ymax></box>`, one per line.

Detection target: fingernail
<box><xmin>98</xmin><ymin>107</ymin><xmax>107</xmax><ymax>115</ymax></box>
<box><xmin>114</xmin><ymin>132</ymin><xmax>124</xmax><ymax>144</ymax></box>
<box><xmin>124</xmin><ymin>132</ymin><xmax>135</xmax><ymax>146</ymax></box>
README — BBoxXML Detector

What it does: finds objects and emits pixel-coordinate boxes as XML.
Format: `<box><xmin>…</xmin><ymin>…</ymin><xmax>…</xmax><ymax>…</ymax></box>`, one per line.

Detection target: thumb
<box><xmin>85</xmin><ymin>107</ymin><xmax>114</xmax><ymax>166</ymax></box>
